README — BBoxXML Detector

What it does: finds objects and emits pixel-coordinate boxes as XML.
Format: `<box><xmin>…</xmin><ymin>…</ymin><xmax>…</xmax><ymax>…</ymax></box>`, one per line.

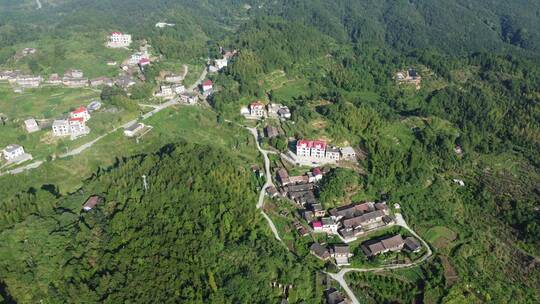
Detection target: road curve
<box><xmin>245</xmin><ymin>127</ymin><xmax>283</xmax><ymax>242</ymax></box>
<box><xmin>327</xmin><ymin>213</ymin><xmax>432</xmax><ymax>303</ymax></box>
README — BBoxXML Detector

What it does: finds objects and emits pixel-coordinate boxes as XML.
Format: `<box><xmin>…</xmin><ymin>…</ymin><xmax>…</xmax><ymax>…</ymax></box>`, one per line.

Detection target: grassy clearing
<box><xmin>0</xmin><ymin>105</ymin><xmax>259</xmax><ymax>197</ymax></box>
<box><xmin>0</xmin><ymin>83</ymin><xmax>99</xmax><ymax>119</ymax></box>
<box><xmin>182</xmin><ymin>64</ymin><xmax>205</xmax><ymax>88</ymax></box>
<box><xmin>424</xmin><ymin>226</ymin><xmax>457</xmax><ymax>250</ymax></box>
<box><xmin>5</xmin><ymin>33</ymin><xmax>132</xmax><ymax>78</ymax></box>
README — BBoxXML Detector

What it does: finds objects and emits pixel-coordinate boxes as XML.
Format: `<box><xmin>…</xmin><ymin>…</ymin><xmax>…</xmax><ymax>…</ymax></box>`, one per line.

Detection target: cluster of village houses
<box><xmin>396</xmin><ymin>68</ymin><xmax>422</xmax><ymax>90</ymax></box>
<box><xmin>296</xmin><ymin>139</ymin><xmax>356</xmax><ymax>163</ymax></box>
<box><xmin>241</xmin><ymin>101</ymin><xmax>291</xmax><ymax>120</ymax></box>
<box><xmin>265</xmin><ymin>161</ymin><xmax>423</xmax><ymax>266</ymax></box>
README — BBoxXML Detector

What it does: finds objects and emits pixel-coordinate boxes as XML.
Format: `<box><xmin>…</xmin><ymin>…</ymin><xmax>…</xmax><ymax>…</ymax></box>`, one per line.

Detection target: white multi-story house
<box><xmin>311</xmin><ymin>140</ymin><xmax>327</xmax><ymax>159</ymax></box>
<box><xmin>249</xmin><ymin>101</ymin><xmax>266</xmax><ymax>117</ymax></box>
<box><xmin>165</xmin><ymin>74</ymin><xmax>183</xmax><ymax>83</ymax></box>
<box><xmin>69</xmin><ymin>117</ymin><xmax>88</xmax><ymax>136</ymax></box>
<box><xmin>65</xmin><ymin>69</ymin><xmax>84</xmax><ymax>78</ymax></box>
<box><xmin>214</xmin><ymin>58</ymin><xmax>228</xmax><ymax>70</ymax></box>
<box><xmin>172</xmin><ymin>84</ymin><xmax>185</xmax><ymax>94</ymax></box>
<box><xmin>107</xmin><ymin>32</ymin><xmax>132</xmax><ymax>48</ymax></box>
<box><xmin>24</xmin><ymin>118</ymin><xmax>40</xmax><ymax>133</ymax></box>
<box><xmin>70</xmin><ymin>106</ymin><xmax>91</xmax><ymax>122</ymax></box>
<box><xmin>15</xmin><ymin>75</ymin><xmax>42</xmax><ymax>88</ymax></box>
<box><xmin>129</xmin><ymin>52</ymin><xmax>149</xmax><ymax>65</ymax></box>
<box><xmin>179</xmin><ymin>93</ymin><xmax>197</xmax><ymax>104</ymax></box>
<box><xmin>2</xmin><ymin>144</ymin><xmax>25</xmax><ymax>161</ymax></box>
<box><xmin>340</xmin><ymin>146</ymin><xmax>356</xmax><ymax>160</ymax></box>
<box><xmin>52</xmin><ymin>120</ymin><xmax>70</xmax><ymax>136</ymax></box>
<box><xmin>325</xmin><ymin>147</ymin><xmax>340</xmax><ymax>161</ymax></box>
<box><xmin>296</xmin><ymin>140</ymin><xmax>312</xmax><ymax>157</ymax></box>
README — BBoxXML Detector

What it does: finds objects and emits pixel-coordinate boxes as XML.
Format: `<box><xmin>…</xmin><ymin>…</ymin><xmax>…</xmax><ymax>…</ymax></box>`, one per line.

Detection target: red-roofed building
<box><xmin>312</xmin><ymin>167</ymin><xmax>323</xmax><ymax>181</ymax></box>
<box><xmin>138</xmin><ymin>58</ymin><xmax>151</xmax><ymax>67</ymax></box>
<box><xmin>249</xmin><ymin>101</ymin><xmax>266</xmax><ymax>117</ymax></box>
<box><xmin>296</xmin><ymin>140</ymin><xmax>313</xmax><ymax>157</ymax></box>
<box><xmin>70</xmin><ymin>106</ymin><xmax>90</xmax><ymax>122</ymax></box>
<box><xmin>202</xmin><ymin>80</ymin><xmax>213</xmax><ymax>92</ymax></box>
<box><xmin>312</xmin><ymin>221</ymin><xmax>323</xmax><ymax>231</ymax></box>
<box><xmin>311</xmin><ymin>140</ymin><xmax>327</xmax><ymax>158</ymax></box>
<box><xmin>69</xmin><ymin>117</ymin><xmax>88</xmax><ymax>135</ymax></box>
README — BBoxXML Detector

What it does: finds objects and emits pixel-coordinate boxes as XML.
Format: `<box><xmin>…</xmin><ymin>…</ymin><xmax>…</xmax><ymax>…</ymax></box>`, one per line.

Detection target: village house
<box><xmin>296</xmin><ymin>140</ymin><xmax>313</xmax><ymax>158</ymax></box>
<box><xmin>83</xmin><ymin>195</ymin><xmax>104</xmax><ymax>211</ymax></box>
<box><xmin>267</xmin><ymin>103</ymin><xmax>282</xmax><ymax>118</ymax></box>
<box><xmin>155</xmin><ymin>22</ymin><xmax>175</xmax><ymax>28</ymax></box>
<box><xmin>63</xmin><ymin>77</ymin><xmax>88</xmax><ymax>88</ymax></box>
<box><xmin>172</xmin><ymin>84</ymin><xmax>185</xmax><ymax>94</ymax></box>
<box><xmin>325</xmin><ymin>146</ymin><xmax>341</xmax><ymax>161</ymax></box>
<box><xmin>312</xmin><ymin>167</ymin><xmax>323</xmax><ymax>181</ymax></box>
<box><xmin>156</xmin><ymin>85</ymin><xmax>174</xmax><ymax>98</ymax></box>
<box><xmin>70</xmin><ymin>106</ymin><xmax>91</xmax><ymax>122</ymax></box>
<box><xmin>340</xmin><ymin>146</ymin><xmax>356</xmax><ymax>160</ymax></box>
<box><xmin>295</xmin><ymin>222</ymin><xmax>310</xmax><ymax>237</ymax></box>
<box><xmin>179</xmin><ymin>92</ymin><xmax>198</xmax><ymax>104</ymax></box>
<box><xmin>277</xmin><ymin>168</ymin><xmax>291</xmax><ymax>186</ymax></box>
<box><xmin>310</xmin><ymin>243</ymin><xmax>331</xmax><ymax>260</ymax></box>
<box><xmin>215</xmin><ymin>58</ymin><xmax>228</xmax><ymax>70</ymax></box>
<box><xmin>405</xmin><ymin>237</ymin><xmax>422</xmax><ymax>252</ymax></box>
<box><xmin>24</xmin><ymin>118</ymin><xmax>40</xmax><ymax>133</ymax></box>
<box><xmin>277</xmin><ymin>107</ymin><xmax>291</xmax><ymax>119</ymax></box>
<box><xmin>107</xmin><ymin>60</ymin><xmax>117</xmax><ymax>66</ymax></box>
<box><xmin>249</xmin><ymin>101</ymin><xmax>266</xmax><ymax>117</ymax></box>
<box><xmin>63</xmin><ymin>70</ymin><xmax>87</xmax><ymax>87</ymax></box>
<box><xmin>90</xmin><ymin>77</ymin><xmax>113</xmax><ymax>87</ymax></box>
<box><xmin>397</xmin><ymin>68</ymin><xmax>422</xmax><ymax>89</ymax></box>
<box><xmin>69</xmin><ymin>117</ymin><xmax>89</xmax><ymax>137</ymax></box>
<box><xmin>309</xmin><ymin>203</ymin><xmax>326</xmax><ymax>217</ymax></box>
<box><xmin>15</xmin><ymin>75</ymin><xmax>42</xmax><ymax>88</ymax></box>
<box><xmin>2</xmin><ymin>144</ymin><xmax>25</xmax><ymax>161</ymax></box>
<box><xmin>202</xmin><ymin>80</ymin><xmax>213</xmax><ymax>92</ymax></box>
<box><xmin>311</xmin><ymin>141</ymin><xmax>327</xmax><ymax>159</ymax></box>
<box><xmin>164</xmin><ymin>74</ymin><xmax>183</xmax><ymax>83</ymax></box>
<box><xmin>332</xmin><ymin>244</ymin><xmax>353</xmax><ymax>266</ymax></box>
<box><xmin>321</xmin><ymin>217</ymin><xmax>340</xmax><ymax>234</ymax></box>
<box><xmin>325</xmin><ymin>288</ymin><xmax>347</xmax><ymax>304</ymax></box>
<box><xmin>266</xmin><ymin>186</ymin><xmax>279</xmax><ymax>198</ymax></box>
<box><xmin>115</xmin><ymin>75</ymin><xmax>136</xmax><ymax>89</ymax></box>
<box><xmin>22</xmin><ymin>48</ymin><xmax>37</xmax><ymax>56</ymax></box>
<box><xmin>0</xmin><ymin>70</ymin><xmax>14</xmax><ymax>80</ymax></box>
<box><xmin>267</xmin><ymin>103</ymin><xmax>291</xmax><ymax>119</ymax></box>
<box><xmin>107</xmin><ymin>32</ymin><xmax>132</xmax><ymax>48</ymax></box>
<box><xmin>330</xmin><ymin>202</ymin><xmax>379</xmax><ymax>220</ymax></box>
<box><xmin>129</xmin><ymin>52</ymin><xmax>150</xmax><ymax>65</ymax></box>
<box><xmin>138</xmin><ymin>58</ymin><xmax>151</xmax><ymax>68</ymax></box>
<box><xmin>124</xmin><ymin>122</ymin><xmax>145</xmax><ymax>137</ymax></box>
<box><xmin>264</xmin><ymin>125</ymin><xmax>280</xmax><ymax>138</ymax></box>
<box><xmin>289</xmin><ymin>175</ymin><xmax>309</xmax><ymax>184</ymax></box>
<box><xmin>52</xmin><ymin>119</ymin><xmax>70</xmax><ymax>136</ymax></box>
<box><xmin>342</xmin><ymin>209</ymin><xmax>388</xmax><ymax>230</ymax></box>
<box><xmin>65</xmin><ymin>69</ymin><xmax>84</xmax><ymax>78</ymax></box>
<box><xmin>47</xmin><ymin>73</ymin><xmax>62</xmax><ymax>85</ymax></box>
<box><xmin>302</xmin><ymin>210</ymin><xmax>314</xmax><ymax>222</ymax></box>
<box><xmin>361</xmin><ymin>234</ymin><xmax>405</xmax><ymax>257</ymax></box>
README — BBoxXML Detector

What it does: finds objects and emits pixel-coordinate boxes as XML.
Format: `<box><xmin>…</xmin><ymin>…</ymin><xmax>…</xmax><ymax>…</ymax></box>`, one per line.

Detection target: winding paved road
<box><xmin>327</xmin><ymin>213</ymin><xmax>433</xmax><ymax>304</ymax></box>
<box><xmin>245</xmin><ymin>127</ymin><xmax>283</xmax><ymax>242</ymax></box>
<box><xmin>3</xmin><ymin>68</ymin><xmax>209</xmax><ymax>171</ymax></box>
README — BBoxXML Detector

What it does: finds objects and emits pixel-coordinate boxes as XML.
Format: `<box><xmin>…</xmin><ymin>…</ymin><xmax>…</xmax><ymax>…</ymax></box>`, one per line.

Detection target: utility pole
<box><xmin>142</xmin><ymin>175</ymin><xmax>148</xmax><ymax>192</ymax></box>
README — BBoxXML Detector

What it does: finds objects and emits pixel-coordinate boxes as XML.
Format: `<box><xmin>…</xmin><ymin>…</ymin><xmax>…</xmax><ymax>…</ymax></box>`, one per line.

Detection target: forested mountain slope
<box><xmin>0</xmin><ymin>143</ymin><xmax>317</xmax><ymax>303</ymax></box>
<box><xmin>255</xmin><ymin>0</ymin><xmax>540</xmax><ymax>55</ymax></box>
